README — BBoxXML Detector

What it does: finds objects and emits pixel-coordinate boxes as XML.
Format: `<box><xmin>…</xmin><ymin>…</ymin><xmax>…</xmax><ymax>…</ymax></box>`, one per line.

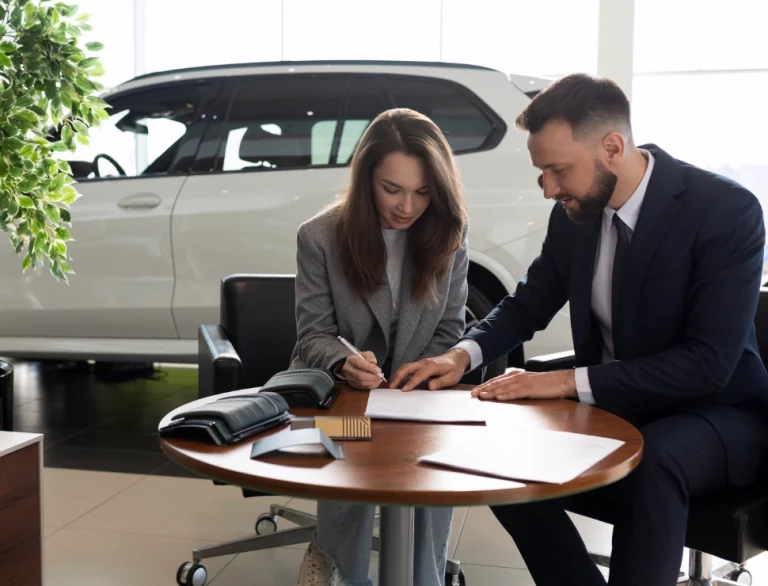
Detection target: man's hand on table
<box><xmin>470</xmin><ymin>369</ymin><xmax>577</xmax><ymax>402</ymax></box>
<box><xmin>389</xmin><ymin>348</ymin><xmax>471</xmax><ymax>391</ymax></box>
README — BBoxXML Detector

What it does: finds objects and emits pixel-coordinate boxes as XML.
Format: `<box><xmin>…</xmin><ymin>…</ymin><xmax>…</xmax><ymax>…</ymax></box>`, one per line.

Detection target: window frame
<box><xmin>195</xmin><ymin>71</ymin><xmax>506</xmax><ymax>176</ymax></box>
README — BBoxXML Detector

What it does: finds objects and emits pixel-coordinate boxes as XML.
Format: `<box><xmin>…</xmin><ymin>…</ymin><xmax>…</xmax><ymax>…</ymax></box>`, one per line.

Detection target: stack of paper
<box><xmin>364</xmin><ymin>389</ymin><xmax>486</xmax><ymax>423</ymax></box>
<box><xmin>418</xmin><ymin>429</ymin><xmax>625</xmax><ymax>484</ymax></box>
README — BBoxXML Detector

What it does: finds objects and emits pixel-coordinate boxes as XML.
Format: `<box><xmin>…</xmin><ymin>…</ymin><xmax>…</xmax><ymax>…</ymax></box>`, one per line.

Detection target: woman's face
<box><xmin>372</xmin><ymin>152</ymin><xmax>431</xmax><ymax>230</ymax></box>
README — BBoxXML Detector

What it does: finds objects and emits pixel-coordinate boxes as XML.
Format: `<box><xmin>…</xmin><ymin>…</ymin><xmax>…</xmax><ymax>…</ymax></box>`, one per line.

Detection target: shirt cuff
<box><xmin>453</xmin><ymin>339</ymin><xmax>483</xmax><ymax>372</ymax></box>
<box><xmin>574</xmin><ymin>367</ymin><xmax>596</xmax><ymax>405</ymax></box>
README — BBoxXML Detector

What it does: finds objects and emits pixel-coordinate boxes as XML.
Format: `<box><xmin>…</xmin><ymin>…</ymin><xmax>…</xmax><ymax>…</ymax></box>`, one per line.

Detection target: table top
<box><xmin>159</xmin><ymin>386</ymin><xmax>643</xmax><ymax>507</ymax></box>
<box><xmin>0</xmin><ymin>432</ymin><xmax>43</xmax><ymax>458</ymax></box>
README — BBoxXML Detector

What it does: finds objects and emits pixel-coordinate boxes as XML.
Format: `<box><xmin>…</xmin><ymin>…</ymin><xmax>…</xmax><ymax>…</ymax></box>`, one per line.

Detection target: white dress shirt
<box><xmin>455</xmin><ymin>151</ymin><xmax>655</xmax><ymax>405</ymax></box>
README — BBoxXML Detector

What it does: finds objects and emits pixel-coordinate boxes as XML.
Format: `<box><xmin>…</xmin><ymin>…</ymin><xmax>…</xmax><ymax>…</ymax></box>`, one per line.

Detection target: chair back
<box><xmin>220</xmin><ymin>274</ymin><xmax>297</xmax><ymax>388</ymax></box>
<box><xmin>755</xmin><ymin>288</ymin><xmax>768</xmax><ymax>368</ymax></box>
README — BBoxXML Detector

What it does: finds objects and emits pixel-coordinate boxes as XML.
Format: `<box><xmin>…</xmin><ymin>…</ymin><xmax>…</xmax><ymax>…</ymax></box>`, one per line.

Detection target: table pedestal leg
<box><xmin>378</xmin><ymin>506</ymin><xmax>415</xmax><ymax>586</ymax></box>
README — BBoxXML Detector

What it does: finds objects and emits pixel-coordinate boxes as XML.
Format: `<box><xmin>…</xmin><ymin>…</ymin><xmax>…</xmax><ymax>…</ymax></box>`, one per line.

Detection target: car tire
<box><xmin>465</xmin><ymin>284</ymin><xmax>509</xmax><ymax>380</ymax></box>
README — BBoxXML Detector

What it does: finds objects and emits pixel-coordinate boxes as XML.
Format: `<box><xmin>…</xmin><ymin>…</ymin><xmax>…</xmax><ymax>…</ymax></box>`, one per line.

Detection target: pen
<box><xmin>337</xmin><ymin>336</ymin><xmax>387</xmax><ymax>382</ymax></box>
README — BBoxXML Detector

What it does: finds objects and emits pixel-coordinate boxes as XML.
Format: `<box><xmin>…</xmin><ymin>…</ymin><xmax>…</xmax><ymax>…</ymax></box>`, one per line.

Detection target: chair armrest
<box><xmin>524</xmin><ymin>350</ymin><xmax>576</xmax><ymax>373</ymax></box>
<box><xmin>198</xmin><ymin>324</ymin><xmax>242</xmax><ymax>398</ymax></box>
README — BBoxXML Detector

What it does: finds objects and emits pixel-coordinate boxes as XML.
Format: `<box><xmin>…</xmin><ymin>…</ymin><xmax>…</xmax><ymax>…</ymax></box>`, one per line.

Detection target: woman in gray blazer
<box><xmin>291</xmin><ymin>108</ymin><xmax>469</xmax><ymax>586</ymax></box>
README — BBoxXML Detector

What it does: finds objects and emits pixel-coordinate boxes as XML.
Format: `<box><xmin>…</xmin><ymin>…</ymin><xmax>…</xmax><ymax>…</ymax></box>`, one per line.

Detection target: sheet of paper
<box><xmin>364</xmin><ymin>389</ymin><xmax>487</xmax><ymax>423</ymax></box>
<box><xmin>419</xmin><ymin>428</ymin><xmax>625</xmax><ymax>484</ymax></box>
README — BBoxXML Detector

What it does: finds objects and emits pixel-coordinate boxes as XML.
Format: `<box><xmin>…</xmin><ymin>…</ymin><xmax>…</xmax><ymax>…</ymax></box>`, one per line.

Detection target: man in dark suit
<box><xmin>391</xmin><ymin>73</ymin><xmax>768</xmax><ymax>585</ymax></box>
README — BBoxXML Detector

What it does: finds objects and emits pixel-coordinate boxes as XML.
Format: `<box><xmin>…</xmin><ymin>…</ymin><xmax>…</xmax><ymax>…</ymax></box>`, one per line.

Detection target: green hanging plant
<box><xmin>0</xmin><ymin>0</ymin><xmax>108</xmax><ymax>282</ymax></box>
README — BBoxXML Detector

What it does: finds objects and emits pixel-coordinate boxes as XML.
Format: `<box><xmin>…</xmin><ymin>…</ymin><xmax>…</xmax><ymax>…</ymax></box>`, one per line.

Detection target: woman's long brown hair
<box><xmin>330</xmin><ymin>108</ymin><xmax>467</xmax><ymax>305</ymax></box>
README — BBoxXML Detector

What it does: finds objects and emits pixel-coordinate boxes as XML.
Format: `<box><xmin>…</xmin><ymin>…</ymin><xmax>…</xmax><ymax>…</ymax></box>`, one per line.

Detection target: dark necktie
<box><xmin>611</xmin><ymin>214</ymin><xmax>632</xmax><ymax>357</ymax></box>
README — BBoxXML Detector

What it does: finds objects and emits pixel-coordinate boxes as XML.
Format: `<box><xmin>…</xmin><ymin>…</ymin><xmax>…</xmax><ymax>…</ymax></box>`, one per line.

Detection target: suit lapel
<box><xmin>617</xmin><ymin>146</ymin><xmax>683</xmax><ymax>344</ymax></box>
<box><xmin>570</xmin><ymin>217</ymin><xmax>602</xmax><ymax>365</ymax></box>
<box><xmin>392</xmin><ymin>250</ymin><xmax>425</xmax><ymax>368</ymax></box>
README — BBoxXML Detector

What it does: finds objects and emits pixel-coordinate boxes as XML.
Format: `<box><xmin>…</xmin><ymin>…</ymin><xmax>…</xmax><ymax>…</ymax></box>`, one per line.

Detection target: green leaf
<box><xmin>23</xmin><ymin>3</ymin><xmax>36</xmax><ymax>22</ymax></box>
<box><xmin>21</xmin><ymin>254</ymin><xmax>31</xmax><ymax>271</ymax></box>
<box><xmin>61</xmin><ymin>124</ymin><xmax>73</xmax><ymax>145</ymax></box>
<box><xmin>61</xmin><ymin>185</ymin><xmax>78</xmax><ymax>205</ymax></box>
<box><xmin>60</xmin><ymin>260</ymin><xmax>73</xmax><ymax>274</ymax></box>
<box><xmin>57</xmin><ymin>159</ymin><xmax>71</xmax><ymax>174</ymax></box>
<box><xmin>17</xmin><ymin>110</ymin><xmax>38</xmax><ymax>124</ymax></box>
<box><xmin>85</xmin><ymin>41</ymin><xmax>103</xmax><ymax>51</ymax></box>
<box><xmin>75</xmin><ymin>133</ymin><xmax>88</xmax><ymax>145</ymax></box>
<box><xmin>55</xmin><ymin>226</ymin><xmax>72</xmax><ymax>241</ymax></box>
<box><xmin>77</xmin><ymin>56</ymin><xmax>98</xmax><ymax>69</ymax></box>
<box><xmin>5</xmin><ymin>137</ymin><xmax>23</xmax><ymax>151</ymax></box>
<box><xmin>51</xmin><ymin>141</ymin><xmax>68</xmax><ymax>152</ymax></box>
<box><xmin>45</xmin><ymin>204</ymin><xmax>60</xmax><ymax>223</ymax></box>
<box><xmin>73</xmin><ymin>120</ymin><xmax>88</xmax><ymax>134</ymax></box>
<box><xmin>0</xmin><ymin>42</ymin><xmax>17</xmax><ymax>54</ymax></box>
<box><xmin>55</xmin><ymin>240</ymin><xmax>66</xmax><ymax>255</ymax></box>
<box><xmin>19</xmin><ymin>174</ymin><xmax>39</xmax><ymax>192</ymax></box>
<box><xmin>0</xmin><ymin>52</ymin><xmax>12</xmax><ymax>68</ymax></box>
<box><xmin>10</xmin><ymin>7</ymin><xmax>22</xmax><ymax>28</ymax></box>
<box><xmin>18</xmin><ymin>195</ymin><xmax>35</xmax><ymax>208</ymax></box>
<box><xmin>60</xmin><ymin>208</ymin><xmax>71</xmax><ymax>223</ymax></box>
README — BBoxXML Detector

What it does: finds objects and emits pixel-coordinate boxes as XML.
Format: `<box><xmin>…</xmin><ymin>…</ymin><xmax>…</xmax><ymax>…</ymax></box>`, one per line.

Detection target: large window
<box><xmin>632</xmin><ymin>1</ymin><xmax>768</xmax><ymax>273</ymax></box>
<box><xmin>441</xmin><ymin>0</ymin><xmax>600</xmax><ymax>76</ymax></box>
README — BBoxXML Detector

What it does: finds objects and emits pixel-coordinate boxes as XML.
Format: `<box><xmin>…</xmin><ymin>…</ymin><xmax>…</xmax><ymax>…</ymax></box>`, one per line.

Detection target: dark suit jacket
<box><xmin>464</xmin><ymin>144</ymin><xmax>768</xmax><ymax>484</ymax></box>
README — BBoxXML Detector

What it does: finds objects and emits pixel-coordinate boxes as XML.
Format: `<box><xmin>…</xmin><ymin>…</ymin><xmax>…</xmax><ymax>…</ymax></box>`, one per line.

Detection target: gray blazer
<box><xmin>289</xmin><ymin>209</ymin><xmax>469</xmax><ymax>376</ymax></box>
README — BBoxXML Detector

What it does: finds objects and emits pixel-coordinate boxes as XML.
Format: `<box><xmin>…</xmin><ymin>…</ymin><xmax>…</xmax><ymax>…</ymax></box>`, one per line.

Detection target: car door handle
<box><xmin>117</xmin><ymin>193</ymin><xmax>162</xmax><ymax>210</ymax></box>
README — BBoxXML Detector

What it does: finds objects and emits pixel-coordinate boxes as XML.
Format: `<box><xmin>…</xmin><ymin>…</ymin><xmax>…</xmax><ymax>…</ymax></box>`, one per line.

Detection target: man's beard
<box><xmin>560</xmin><ymin>161</ymin><xmax>617</xmax><ymax>224</ymax></box>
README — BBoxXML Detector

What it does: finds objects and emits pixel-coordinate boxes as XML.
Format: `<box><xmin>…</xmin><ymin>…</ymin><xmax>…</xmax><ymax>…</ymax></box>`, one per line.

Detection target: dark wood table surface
<box><xmin>159</xmin><ymin>385</ymin><xmax>644</xmax><ymax>507</ymax></box>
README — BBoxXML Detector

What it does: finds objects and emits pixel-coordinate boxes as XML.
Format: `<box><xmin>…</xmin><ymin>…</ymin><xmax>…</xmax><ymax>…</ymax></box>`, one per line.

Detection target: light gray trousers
<box><xmin>314</xmin><ymin>501</ymin><xmax>453</xmax><ymax>586</ymax></box>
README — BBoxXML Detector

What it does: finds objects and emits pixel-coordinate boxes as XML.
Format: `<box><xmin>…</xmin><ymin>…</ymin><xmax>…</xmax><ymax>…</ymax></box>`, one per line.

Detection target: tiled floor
<box><xmin>7</xmin><ymin>360</ymin><xmax>768</xmax><ymax>584</ymax></box>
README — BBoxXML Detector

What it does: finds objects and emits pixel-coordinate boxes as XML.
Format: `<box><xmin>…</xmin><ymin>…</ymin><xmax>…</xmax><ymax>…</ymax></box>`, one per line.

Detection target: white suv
<box><xmin>0</xmin><ymin>60</ymin><xmax>571</xmax><ymax>374</ymax></box>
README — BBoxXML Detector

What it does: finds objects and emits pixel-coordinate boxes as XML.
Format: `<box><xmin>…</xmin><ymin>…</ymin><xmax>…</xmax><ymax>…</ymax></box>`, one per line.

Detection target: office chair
<box><xmin>523</xmin><ymin>287</ymin><xmax>768</xmax><ymax>585</ymax></box>
<box><xmin>180</xmin><ymin>274</ymin><xmax>474</xmax><ymax>586</ymax></box>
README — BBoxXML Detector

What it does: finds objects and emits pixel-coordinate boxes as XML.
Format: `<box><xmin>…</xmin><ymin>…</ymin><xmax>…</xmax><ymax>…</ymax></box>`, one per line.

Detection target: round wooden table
<box><xmin>159</xmin><ymin>385</ymin><xmax>643</xmax><ymax>586</ymax></box>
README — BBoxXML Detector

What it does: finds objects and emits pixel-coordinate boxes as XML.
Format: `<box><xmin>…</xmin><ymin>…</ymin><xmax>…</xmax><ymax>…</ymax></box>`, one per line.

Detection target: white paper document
<box><xmin>364</xmin><ymin>389</ymin><xmax>487</xmax><ymax>423</ymax></box>
<box><xmin>419</xmin><ymin>429</ymin><xmax>625</xmax><ymax>484</ymax></box>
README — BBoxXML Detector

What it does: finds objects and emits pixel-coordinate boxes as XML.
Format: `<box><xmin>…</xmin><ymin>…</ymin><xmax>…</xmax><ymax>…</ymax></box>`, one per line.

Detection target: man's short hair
<box><xmin>516</xmin><ymin>73</ymin><xmax>632</xmax><ymax>140</ymax></box>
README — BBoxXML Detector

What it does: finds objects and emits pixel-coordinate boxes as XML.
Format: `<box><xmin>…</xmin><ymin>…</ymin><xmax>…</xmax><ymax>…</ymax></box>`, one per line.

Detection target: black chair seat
<box><xmin>687</xmin><ymin>484</ymin><xmax>768</xmax><ymax>562</ymax></box>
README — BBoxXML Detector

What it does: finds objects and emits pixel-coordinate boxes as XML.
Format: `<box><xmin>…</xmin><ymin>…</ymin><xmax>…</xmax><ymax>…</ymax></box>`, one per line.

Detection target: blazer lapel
<box><xmin>392</xmin><ymin>251</ymin><xmax>425</xmax><ymax>368</ymax></box>
<box><xmin>365</xmin><ymin>282</ymin><xmax>393</xmax><ymax>354</ymax></box>
<box><xmin>570</xmin><ymin>218</ymin><xmax>602</xmax><ymax>366</ymax></box>
<box><xmin>617</xmin><ymin>146</ymin><xmax>684</xmax><ymax>344</ymax></box>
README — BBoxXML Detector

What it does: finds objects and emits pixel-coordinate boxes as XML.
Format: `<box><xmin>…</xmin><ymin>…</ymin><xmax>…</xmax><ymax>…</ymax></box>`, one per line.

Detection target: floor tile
<box><xmin>461</xmin><ymin>564</ymin><xmax>536</xmax><ymax>585</ymax></box>
<box><xmin>44</xmin><ymin>445</ymin><xmax>170</xmax><ymax>475</ymax></box>
<box><xmin>44</xmin><ymin>528</ymin><xmax>233</xmax><ymax>586</ymax></box>
<box><xmin>71</xmin><ymin>475</ymin><xmax>291</xmax><ymax>542</ymax></box>
<box><xmin>454</xmin><ymin>506</ymin><xmax>526</xmax><ymax>569</ymax></box>
<box><xmin>210</xmin><ymin>548</ymin><xmax>381</xmax><ymax>585</ymax></box>
<box><xmin>448</xmin><ymin>507</ymin><xmax>469</xmax><ymax>559</ymax></box>
<box><xmin>43</xmin><ymin>468</ymin><xmax>143</xmax><ymax>527</ymax></box>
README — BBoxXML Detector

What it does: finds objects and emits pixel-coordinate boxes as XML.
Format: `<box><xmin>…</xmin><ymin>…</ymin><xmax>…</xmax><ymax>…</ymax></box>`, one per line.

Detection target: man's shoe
<box><xmin>296</xmin><ymin>543</ymin><xmax>343</xmax><ymax>586</ymax></box>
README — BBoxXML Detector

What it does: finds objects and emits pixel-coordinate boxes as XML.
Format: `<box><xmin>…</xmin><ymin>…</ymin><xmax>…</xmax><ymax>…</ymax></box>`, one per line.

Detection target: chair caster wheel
<box><xmin>725</xmin><ymin>568</ymin><xmax>752</xmax><ymax>584</ymax></box>
<box><xmin>445</xmin><ymin>567</ymin><xmax>466</xmax><ymax>586</ymax></box>
<box><xmin>177</xmin><ymin>562</ymin><xmax>207</xmax><ymax>586</ymax></box>
<box><xmin>255</xmin><ymin>513</ymin><xmax>278</xmax><ymax>535</ymax></box>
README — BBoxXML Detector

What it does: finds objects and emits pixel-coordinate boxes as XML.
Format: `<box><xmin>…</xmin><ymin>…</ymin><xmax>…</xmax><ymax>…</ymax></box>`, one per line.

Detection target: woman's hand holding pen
<box><xmin>342</xmin><ymin>351</ymin><xmax>384</xmax><ymax>390</ymax></box>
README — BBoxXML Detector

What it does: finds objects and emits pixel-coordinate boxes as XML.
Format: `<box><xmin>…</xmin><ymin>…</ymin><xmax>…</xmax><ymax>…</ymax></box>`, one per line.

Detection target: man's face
<box><xmin>528</xmin><ymin>120</ymin><xmax>617</xmax><ymax>224</ymax></box>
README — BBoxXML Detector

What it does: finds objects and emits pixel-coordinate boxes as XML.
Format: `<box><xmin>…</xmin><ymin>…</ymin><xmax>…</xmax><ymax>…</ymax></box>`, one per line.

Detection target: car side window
<box><xmin>386</xmin><ymin>76</ymin><xmax>496</xmax><ymax>153</ymax></box>
<box><xmin>220</xmin><ymin>76</ymin><xmax>346</xmax><ymax>172</ymax></box>
<box><xmin>59</xmin><ymin>81</ymin><xmax>212</xmax><ymax>181</ymax></box>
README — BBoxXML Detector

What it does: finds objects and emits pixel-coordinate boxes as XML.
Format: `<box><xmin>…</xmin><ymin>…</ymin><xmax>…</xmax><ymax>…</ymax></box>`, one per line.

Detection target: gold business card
<box><xmin>291</xmin><ymin>416</ymin><xmax>371</xmax><ymax>440</ymax></box>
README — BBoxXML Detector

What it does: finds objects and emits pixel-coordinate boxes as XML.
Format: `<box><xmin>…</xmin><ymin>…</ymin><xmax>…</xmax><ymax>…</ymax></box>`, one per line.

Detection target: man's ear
<box><xmin>602</xmin><ymin>132</ymin><xmax>626</xmax><ymax>167</ymax></box>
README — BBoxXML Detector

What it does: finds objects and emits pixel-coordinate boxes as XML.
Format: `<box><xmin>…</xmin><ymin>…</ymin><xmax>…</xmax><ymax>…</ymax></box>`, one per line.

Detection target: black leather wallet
<box><xmin>259</xmin><ymin>368</ymin><xmax>338</xmax><ymax>408</ymax></box>
<box><xmin>159</xmin><ymin>392</ymin><xmax>291</xmax><ymax>446</ymax></box>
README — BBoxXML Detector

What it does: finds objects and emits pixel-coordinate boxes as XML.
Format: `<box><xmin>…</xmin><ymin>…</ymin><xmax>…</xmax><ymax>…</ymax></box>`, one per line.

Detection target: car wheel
<box><xmin>465</xmin><ymin>284</ymin><xmax>509</xmax><ymax>380</ymax></box>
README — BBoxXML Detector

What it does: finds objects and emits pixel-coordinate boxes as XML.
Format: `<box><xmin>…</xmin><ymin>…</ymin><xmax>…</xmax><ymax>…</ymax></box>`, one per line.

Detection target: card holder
<box><xmin>259</xmin><ymin>368</ymin><xmax>338</xmax><ymax>408</ymax></box>
<box><xmin>159</xmin><ymin>391</ymin><xmax>291</xmax><ymax>446</ymax></box>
